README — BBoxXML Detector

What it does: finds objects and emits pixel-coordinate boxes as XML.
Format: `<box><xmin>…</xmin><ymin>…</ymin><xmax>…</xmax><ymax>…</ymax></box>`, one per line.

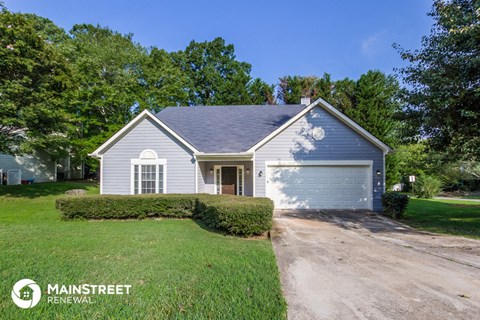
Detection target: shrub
<box><xmin>382</xmin><ymin>192</ymin><xmax>409</xmax><ymax>219</ymax></box>
<box><xmin>415</xmin><ymin>175</ymin><xmax>442</xmax><ymax>199</ymax></box>
<box><xmin>56</xmin><ymin>194</ymin><xmax>273</xmax><ymax>236</ymax></box>
<box><xmin>200</xmin><ymin>195</ymin><xmax>273</xmax><ymax>236</ymax></box>
<box><xmin>56</xmin><ymin>194</ymin><xmax>199</xmax><ymax>219</ymax></box>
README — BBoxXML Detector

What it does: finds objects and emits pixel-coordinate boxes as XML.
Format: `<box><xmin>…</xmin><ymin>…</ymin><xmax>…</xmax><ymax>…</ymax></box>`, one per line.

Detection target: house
<box><xmin>0</xmin><ymin>151</ymin><xmax>83</xmax><ymax>185</ymax></box>
<box><xmin>89</xmin><ymin>98</ymin><xmax>391</xmax><ymax>211</ymax></box>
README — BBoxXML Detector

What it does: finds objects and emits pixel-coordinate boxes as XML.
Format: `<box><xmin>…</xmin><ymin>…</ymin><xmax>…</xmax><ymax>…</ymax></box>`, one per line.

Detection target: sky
<box><xmin>4</xmin><ymin>0</ymin><xmax>434</xmax><ymax>85</ymax></box>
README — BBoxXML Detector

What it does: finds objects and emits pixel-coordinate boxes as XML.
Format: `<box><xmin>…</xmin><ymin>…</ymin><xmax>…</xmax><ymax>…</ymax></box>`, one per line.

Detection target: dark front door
<box><xmin>221</xmin><ymin>167</ymin><xmax>237</xmax><ymax>195</ymax></box>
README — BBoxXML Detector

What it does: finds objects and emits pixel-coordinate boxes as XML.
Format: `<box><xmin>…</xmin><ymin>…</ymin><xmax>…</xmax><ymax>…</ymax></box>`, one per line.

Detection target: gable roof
<box><xmin>89</xmin><ymin>99</ymin><xmax>392</xmax><ymax>158</ymax></box>
<box><xmin>89</xmin><ymin>109</ymin><xmax>199</xmax><ymax>157</ymax></box>
<box><xmin>247</xmin><ymin>97</ymin><xmax>392</xmax><ymax>153</ymax></box>
<box><xmin>156</xmin><ymin>105</ymin><xmax>306</xmax><ymax>153</ymax></box>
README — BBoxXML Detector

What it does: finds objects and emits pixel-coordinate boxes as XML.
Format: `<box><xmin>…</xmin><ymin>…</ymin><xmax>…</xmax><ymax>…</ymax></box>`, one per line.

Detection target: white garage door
<box><xmin>266</xmin><ymin>165</ymin><xmax>371</xmax><ymax>209</ymax></box>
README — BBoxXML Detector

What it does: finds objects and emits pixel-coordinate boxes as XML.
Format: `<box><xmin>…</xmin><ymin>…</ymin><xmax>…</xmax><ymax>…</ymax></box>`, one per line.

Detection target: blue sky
<box><xmin>4</xmin><ymin>0</ymin><xmax>433</xmax><ymax>84</ymax></box>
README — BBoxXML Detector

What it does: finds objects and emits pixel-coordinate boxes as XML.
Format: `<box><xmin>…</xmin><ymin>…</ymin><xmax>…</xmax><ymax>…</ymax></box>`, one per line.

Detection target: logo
<box><xmin>11</xmin><ymin>279</ymin><xmax>41</xmax><ymax>309</ymax></box>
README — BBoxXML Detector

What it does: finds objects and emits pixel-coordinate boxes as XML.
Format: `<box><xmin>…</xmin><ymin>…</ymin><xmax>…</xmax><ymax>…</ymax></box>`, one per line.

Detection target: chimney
<box><xmin>300</xmin><ymin>97</ymin><xmax>311</xmax><ymax>105</ymax></box>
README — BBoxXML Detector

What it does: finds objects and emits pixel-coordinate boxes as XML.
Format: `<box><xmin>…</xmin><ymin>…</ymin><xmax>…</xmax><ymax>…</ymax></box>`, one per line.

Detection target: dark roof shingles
<box><xmin>156</xmin><ymin>105</ymin><xmax>306</xmax><ymax>153</ymax></box>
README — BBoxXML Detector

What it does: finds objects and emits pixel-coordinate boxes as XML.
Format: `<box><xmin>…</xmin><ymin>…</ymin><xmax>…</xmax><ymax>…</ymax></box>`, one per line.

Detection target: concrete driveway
<box><xmin>272</xmin><ymin>210</ymin><xmax>480</xmax><ymax>320</ymax></box>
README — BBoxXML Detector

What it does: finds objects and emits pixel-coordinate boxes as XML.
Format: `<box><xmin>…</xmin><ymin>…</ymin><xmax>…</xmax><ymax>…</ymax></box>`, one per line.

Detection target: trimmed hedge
<box><xmin>382</xmin><ymin>192</ymin><xmax>409</xmax><ymax>219</ymax></box>
<box><xmin>56</xmin><ymin>194</ymin><xmax>274</xmax><ymax>236</ymax></box>
<box><xmin>198</xmin><ymin>195</ymin><xmax>273</xmax><ymax>236</ymax></box>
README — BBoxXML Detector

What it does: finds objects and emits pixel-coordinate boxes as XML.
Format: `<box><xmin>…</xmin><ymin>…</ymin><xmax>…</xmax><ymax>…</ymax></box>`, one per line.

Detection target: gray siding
<box><xmin>0</xmin><ymin>151</ymin><xmax>56</xmax><ymax>183</ymax></box>
<box><xmin>199</xmin><ymin>161</ymin><xmax>253</xmax><ymax>196</ymax></box>
<box><xmin>102</xmin><ymin>117</ymin><xmax>195</xmax><ymax>194</ymax></box>
<box><xmin>255</xmin><ymin>106</ymin><xmax>385</xmax><ymax>211</ymax></box>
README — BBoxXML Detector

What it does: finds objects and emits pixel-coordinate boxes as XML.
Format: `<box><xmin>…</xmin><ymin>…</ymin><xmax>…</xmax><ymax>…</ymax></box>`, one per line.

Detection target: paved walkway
<box><xmin>272</xmin><ymin>210</ymin><xmax>480</xmax><ymax>320</ymax></box>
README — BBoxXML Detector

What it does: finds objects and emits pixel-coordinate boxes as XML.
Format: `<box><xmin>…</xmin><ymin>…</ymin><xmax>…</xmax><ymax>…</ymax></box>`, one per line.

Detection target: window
<box><xmin>238</xmin><ymin>167</ymin><xmax>243</xmax><ymax>195</ymax></box>
<box><xmin>215</xmin><ymin>168</ymin><xmax>221</xmax><ymax>194</ymax></box>
<box><xmin>131</xmin><ymin>150</ymin><xmax>166</xmax><ymax>195</ymax></box>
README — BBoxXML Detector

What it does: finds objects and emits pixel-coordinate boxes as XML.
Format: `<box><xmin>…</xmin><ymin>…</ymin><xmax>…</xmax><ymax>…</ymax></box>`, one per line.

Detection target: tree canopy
<box><xmin>396</xmin><ymin>0</ymin><xmax>480</xmax><ymax>161</ymax></box>
<box><xmin>0</xmin><ymin>9</ymin><xmax>71</xmax><ymax>157</ymax></box>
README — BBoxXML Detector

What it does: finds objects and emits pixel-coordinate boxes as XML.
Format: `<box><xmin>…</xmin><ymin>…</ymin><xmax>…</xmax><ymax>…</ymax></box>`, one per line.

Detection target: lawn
<box><xmin>404</xmin><ymin>197</ymin><xmax>480</xmax><ymax>239</ymax></box>
<box><xmin>0</xmin><ymin>182</ymin><xmax>286</xmax><ymax>319</ymax></box>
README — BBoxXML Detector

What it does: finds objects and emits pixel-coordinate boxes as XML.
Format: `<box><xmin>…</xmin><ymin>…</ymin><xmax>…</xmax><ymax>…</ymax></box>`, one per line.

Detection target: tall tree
<box><xmin>172</xmin><ymin>37</ymin><xmax>252</xmax><ymax>105</ymax></box>
<box><xmin>247</xmin><ymin>78</ymin><xmax>276</xmax><ymax>105</ymax></box>
<box><xmin>0</xmin><ymin>9</ymin><xmax>71</xmax><ymax>157</ymax></box>
<box><xmin>63</xmin><ymin>24</ymin><xmax>147</xmax><ymax>162</ymax></box>
<box><xmin>345</xmin><ymin>70</ymin><xmax>401</xmax><ymax>146</ymax></box>
<box><xmin>141</xmin><ymin>47</ymin><xmax>189</xmax><ymax>111</ymax></box>
<box><xmin>277</xmin><ymin>74</ymin><xmax>333</xmax><ymax>104</ymax></box>
<box><xmin>396</xmin><ymin>0</ymin><xmax>480</xmax><ymax>161</ymax></box>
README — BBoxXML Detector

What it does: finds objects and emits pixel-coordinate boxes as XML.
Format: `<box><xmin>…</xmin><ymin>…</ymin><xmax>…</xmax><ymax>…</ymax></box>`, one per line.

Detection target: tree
<box><xmin>63</xmin><ymin>24</ymin><xmax>147</xmax><ymax>163</ymax></box>
<box><xmin>172</xmin><ymin>37</ymin><xmax>253</xmax><ymax>106</ymax></box>
<box><xmin>396</xmin><ymin>0</ymin><xmax>480</xmax><ymax>161</ymax></box>
<box><xmin>247</xmin><ymin>78</ymin><xmax>276</xmax><ymax>105</ymax></box>
<box><xmin>141</xmin><ymin>47</ymin><xmax>189</xmax><ymax>111</ymax></box>
<box><xmin>277</xmin><ymin>74</ymin><xmax>333</xmax><ymax>104</ymax></box>
<box><xmin>0</xmin><ymin>9</ymin><xmax>71</xmax><ymax>157</ymax></box>
<box><xmin>345</xmin><ymin>71</ymin><xmax>401</xmax><ymax>146</ymax></box>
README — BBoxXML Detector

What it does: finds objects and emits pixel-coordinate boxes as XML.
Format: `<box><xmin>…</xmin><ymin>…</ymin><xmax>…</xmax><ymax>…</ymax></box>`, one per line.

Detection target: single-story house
<box><xmin>90</xmin><ymin>97</ymin><xmax>391</xmax><ymax>211</ymax></box>
<box><xmin>0</xmin><ymin>151</ymin><xmax>83</xmax><ymax>185</ymax></box>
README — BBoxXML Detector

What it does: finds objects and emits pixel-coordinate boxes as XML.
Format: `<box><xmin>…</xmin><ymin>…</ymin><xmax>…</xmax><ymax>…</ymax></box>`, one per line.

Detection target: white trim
<box><xmin>247</xmin><ymin>97</ymin><xmax>392</xmax><ymax>153</ymax></box>
<box><xmin>131</xmin><ymin>158</ymin><xmax>167</xmax><ymax>165</ymax></box>
<box><xmin>89</xmin><ymin>109</ymin><xmax>199</xmax><ymax>157</ymax></box>
<box><xmin>213</xmin><ymin>165</ymin><xmax>245</xmax><ymax>196</ymax></box>
<box><xmin>265</xmin><ymin>160</ymin><xmax>373</xmax><ymax>210</ymax></box>
<box><xmin>163</xmin><ymin>164</ymin><xmax>167</xmax><ymax>194</ymax></box>
<box><xmin>265</xmin><ymin>160</ymin><xmax>373</xmax><ymax>166</ymax></box>
<box><xmin>237</xmin><ymin>165</ymin><xmax>245</xmax><ymax>196</ymax></box>
<box><xmin>383</xmin><ymin>151</ymin><xmax>386</xmax><ymax>193</ymax></box>
<box><xmin>214</xmin><ymin>166</ymin><xmax>221</xmax><ymax>194</ymax></box>
<box><xmin>194</xmin><ymin>156</ymin><xmax>198</xmax><ymax>194</ymax></box>
<box><xmin>252</xmin><ymin>153</ymin><xmax>256</xmax><ymax>197</ymax></box>
<box><xmin>195</xmin><ymin>152</ymin><xmax>254</xmax><ymax>161</ymax></box>
<box><xmin>100</xmin><ymin>155</ymin><xmax>104</xmax><ymax>194</ymax></box>
<box><xmin>139</xmin><ymin>149</ymin><xmax>158</xmax><ymax>159</ymax></box>
<box><xmin>130</xmin><ymin>150</ymin><xmax>167</xmax><ymax>195</ymax></box>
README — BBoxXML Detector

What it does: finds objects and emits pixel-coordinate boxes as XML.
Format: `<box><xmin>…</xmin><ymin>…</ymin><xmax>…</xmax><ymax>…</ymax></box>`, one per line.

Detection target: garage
<box><xmin>266</xmin><ymin>163</ymin><xmax>372</xmax><ymax>210</ymax></box>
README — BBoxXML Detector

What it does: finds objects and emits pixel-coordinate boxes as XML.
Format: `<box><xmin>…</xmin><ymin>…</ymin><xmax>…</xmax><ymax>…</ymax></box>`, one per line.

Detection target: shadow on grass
<box><xmin>0</xmin><ymin>181</ymin><xmax>98</xmax><ymax>198</ymax></box>
<box><xmin>192</xmin><ymin>218</ymin><xmax>230</xmax><ymax>237</ymax></box>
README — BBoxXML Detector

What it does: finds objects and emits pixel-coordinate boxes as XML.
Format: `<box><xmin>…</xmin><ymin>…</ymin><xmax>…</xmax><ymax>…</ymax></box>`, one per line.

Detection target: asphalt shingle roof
<box><xmin>156</xmin><ymin>105</ymin><xmax>307</xmax><ymax>153</ymax></box>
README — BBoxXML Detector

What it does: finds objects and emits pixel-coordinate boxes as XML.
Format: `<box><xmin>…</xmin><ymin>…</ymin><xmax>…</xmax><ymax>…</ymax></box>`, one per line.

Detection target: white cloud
<box><xmin>361</xmin><ymin>31</ymin><xmax>387</xmax><ymax>56</ymax></box>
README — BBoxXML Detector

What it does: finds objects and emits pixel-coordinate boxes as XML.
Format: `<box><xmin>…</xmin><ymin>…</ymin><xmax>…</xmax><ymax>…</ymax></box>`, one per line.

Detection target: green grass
<box><xmin>0</xmin><ymin>182</ymin><xmax>286</xmax><ymax>319</ymax></box>
<box><xmin>461</xmin><ymin>195</ymin><xmax>480</xmax><ymax>200</ymax></box>
<box><xmin>403</xmin><ymin>197</ymin><xmax>480</xmax><ymax>239</ymax></box>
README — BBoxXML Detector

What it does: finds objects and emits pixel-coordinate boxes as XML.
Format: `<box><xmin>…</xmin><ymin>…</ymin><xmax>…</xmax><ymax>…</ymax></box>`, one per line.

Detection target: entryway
<box><xmin>221</xmin><ymin>167</ymin><xmax>236</xmax><ymax>195</ymax></box>
<box><xmin>213</xmin><ymin>165</ymin><xmax>245</xmax><ymax>195</ymax></box>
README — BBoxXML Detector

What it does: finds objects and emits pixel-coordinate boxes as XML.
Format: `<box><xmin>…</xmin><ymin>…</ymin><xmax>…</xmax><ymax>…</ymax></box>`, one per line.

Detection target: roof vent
<box><xmin>300</xmin><ymin>97</ymin><xmax>311</xmax><ymax>105</ymax></box>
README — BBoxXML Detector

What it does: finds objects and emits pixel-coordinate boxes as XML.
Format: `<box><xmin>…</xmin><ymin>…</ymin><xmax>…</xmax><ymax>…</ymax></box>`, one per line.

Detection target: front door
<box><xmin>221</xmin><ymin>167</ymin><xmax>237</xmax><ymax>195</ymax></box>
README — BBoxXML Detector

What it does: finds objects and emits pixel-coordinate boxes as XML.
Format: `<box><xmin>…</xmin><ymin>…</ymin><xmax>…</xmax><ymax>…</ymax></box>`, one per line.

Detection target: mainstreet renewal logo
<box><xmin>11</xmin><ymin>279</ymin><xmax>132</xmax><ymax>308</ymax></box>
<box><xmin>11</xmin><ymin>279</ymin><xmax>41</xmax><ymax>309</ymax></box>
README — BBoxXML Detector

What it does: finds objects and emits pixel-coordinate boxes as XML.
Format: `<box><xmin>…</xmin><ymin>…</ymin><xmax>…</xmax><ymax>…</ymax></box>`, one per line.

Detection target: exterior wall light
<box><xmin>258</xmin><ymin>171</ymin><xmax>263</xmax><ymax>177</ymax></box>
<box><xmin>209</xmin><ymin>168</ymin><xmax>213</xmax><ymax>175</ymax></box>
<box><xmin>246</xmin><ymin>168</ymin><xmax>250</xmax><ymax>175</ymax></box>
<box><xmin>376</xmin><ymin>170</ymin><xmax>381</xmax><ymax>176</ymax></box>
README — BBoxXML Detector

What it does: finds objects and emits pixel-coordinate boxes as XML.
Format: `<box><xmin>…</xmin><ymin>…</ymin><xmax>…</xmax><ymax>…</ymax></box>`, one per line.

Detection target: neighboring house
<box><xmin>0</xmin><ymin>152</ymin><xmax>83</xmax><ymax>185</ymax></box>
<box><xmin>90</xmin><ymin>98</ymin><xmax>391</xmax><ymax>211</ymax></box>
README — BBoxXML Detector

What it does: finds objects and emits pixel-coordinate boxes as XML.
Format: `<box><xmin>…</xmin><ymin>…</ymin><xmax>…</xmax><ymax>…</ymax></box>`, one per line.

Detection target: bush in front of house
<box><xmin>382</xmin><ymin>192</ymin><xmax>409</xmax><ymax>219</ymax></box>
<box><xmin>56</xmin><ymin>194</ymin><xmax>199</xmax><ymax>219</ymax></box>
<box><xmin>415</xmin><ymin>175</ymin><xmax>443</xmax><ymax>199</ymax></box>
<box><xmin>199</xmin><ymin>195</ymin><xmax>274</xmax><ymax>236</ymax></box>
<box><xmin>56</xmin><ymin>194</ymin><xmax>274</xmax><ymax>236</ymax></box>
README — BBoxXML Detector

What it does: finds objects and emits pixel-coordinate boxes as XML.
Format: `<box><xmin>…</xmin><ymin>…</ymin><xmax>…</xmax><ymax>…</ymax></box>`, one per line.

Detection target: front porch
<box><xmin>197</xmin><ymin>160</ymin><xmax>254</xmax><ymax>196</ymax></box>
